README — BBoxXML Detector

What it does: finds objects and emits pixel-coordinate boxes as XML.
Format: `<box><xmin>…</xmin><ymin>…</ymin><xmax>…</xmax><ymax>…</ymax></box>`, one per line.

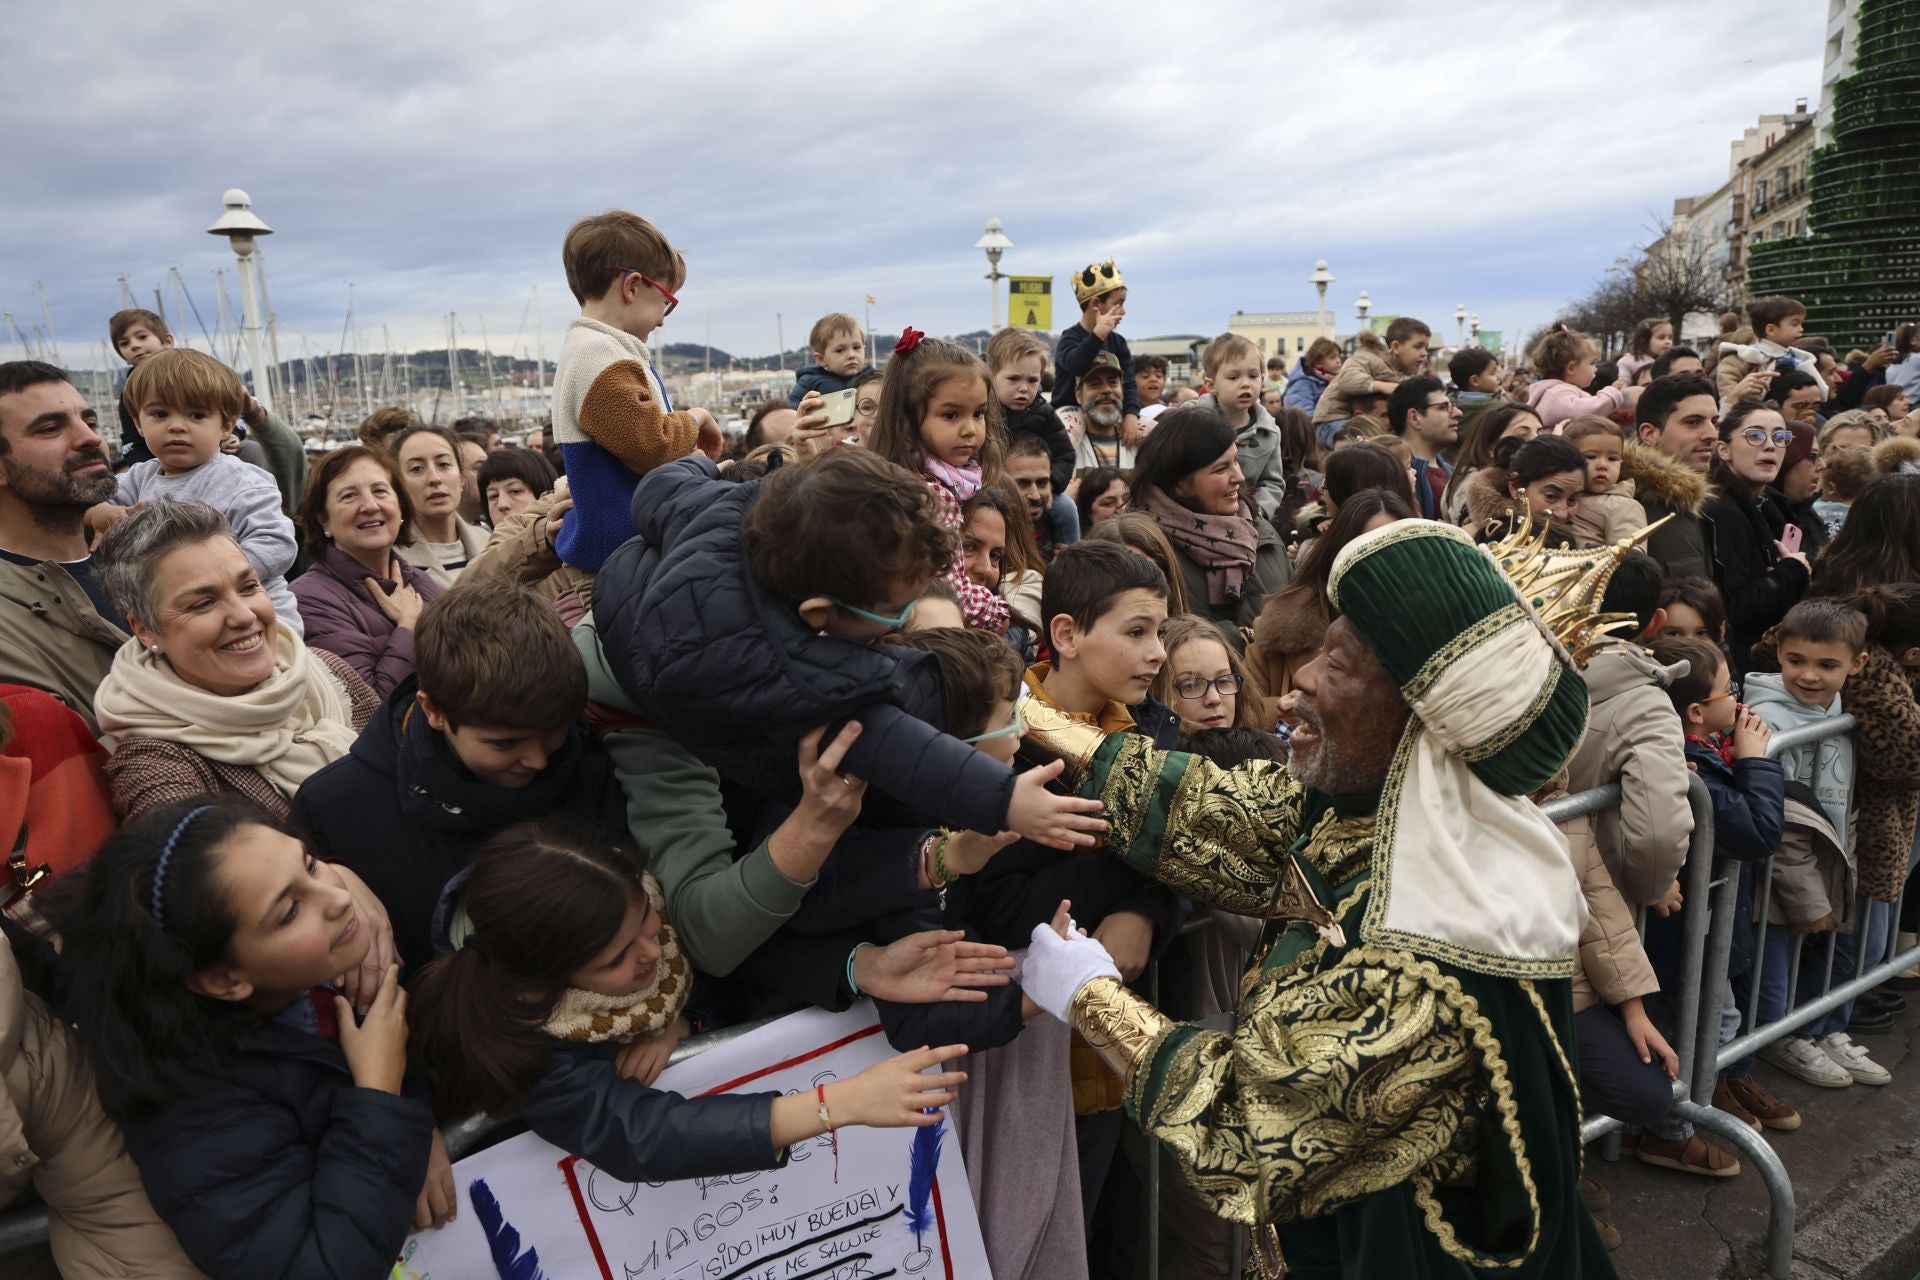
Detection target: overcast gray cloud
<box><xmin>2</xmin><ymin>0</ymin><xmax>1825</xmax><ymax>370</ymax></box>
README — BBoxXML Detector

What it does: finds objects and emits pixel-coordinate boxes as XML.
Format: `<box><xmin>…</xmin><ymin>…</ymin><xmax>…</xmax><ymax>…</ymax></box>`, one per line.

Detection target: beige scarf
<box><xmin>94</xmin><ymin>625</ymin><xmax>360</xmax><ymax>800</ymax></box>
<box><xmin>541</xmin><ymin>875</ymin><xmax>691</xmax><ymax>1043</ymax></box>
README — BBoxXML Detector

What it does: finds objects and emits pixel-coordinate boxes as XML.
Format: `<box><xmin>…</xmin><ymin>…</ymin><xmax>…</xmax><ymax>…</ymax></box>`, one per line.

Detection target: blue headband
<box><xmin>150</xmin><ymin>805</ymin><xmax>213</xmax><ymax>930</ymax></box>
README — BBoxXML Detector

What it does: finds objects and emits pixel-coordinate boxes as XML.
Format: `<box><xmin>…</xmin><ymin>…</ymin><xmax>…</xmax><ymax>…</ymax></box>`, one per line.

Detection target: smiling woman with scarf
<box><xmin>1129</xmin><ymin>402</ymin><xmax>1291</xmax><ymax>650</ymax></box>
<box><xmin>1703</xmin><ymin>401</ymin><xmax>1812</xmax><ymax>675</ymax></box>
<box><xmin>89</xmin><ymin>501</ymin><xmax>378</xmax><ymax>822</ymax></box>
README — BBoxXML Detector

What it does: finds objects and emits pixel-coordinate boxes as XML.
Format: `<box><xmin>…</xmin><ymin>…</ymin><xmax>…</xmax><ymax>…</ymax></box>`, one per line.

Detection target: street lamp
<box><xmin>1455</xmin><ymin>303</ymin><xmax>1467</xmax><ymax>349</ymax></box>
<box><xmin>1470</xmin><ymin>313</ymin><xmax>1482</xmax><ymax>345</ymax></box>
<box><xmin>1308</xmin><ymin>260</ymin><xmax>1335</xmax><ymax>338</ymax></box>
<box><xmin>974</xmin><ymin>218</ymin><xmax>1013</xmax><ymax>333</ymax></box>
<box><xmin>207</xmin><ymin>188</ymin><xmax>275</xmax><ymax>414</ymax></box>
<box><xmin>1355</xmin><ymin>290</ymin><xmax>1371</xmax><ymax>327</ymax></box>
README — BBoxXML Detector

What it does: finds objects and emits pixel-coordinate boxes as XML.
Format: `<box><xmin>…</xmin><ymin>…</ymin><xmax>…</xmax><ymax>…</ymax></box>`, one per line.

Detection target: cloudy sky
<box><xmin>4</xmin><ymin>1</ymin><xmax>1826</xmax><ymax>373</ymax></box>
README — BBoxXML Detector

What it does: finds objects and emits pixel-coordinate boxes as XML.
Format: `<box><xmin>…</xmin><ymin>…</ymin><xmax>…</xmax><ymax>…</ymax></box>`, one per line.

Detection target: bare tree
<box><xmin>1636</xmin><ymin>215</ymin><xmax>1731</xmax><ymax>337</ymax></box>
<box><xmin>1547</xmin><ymin>215</ymin><xmax>1730</xmax><ymax>359</ymax></box>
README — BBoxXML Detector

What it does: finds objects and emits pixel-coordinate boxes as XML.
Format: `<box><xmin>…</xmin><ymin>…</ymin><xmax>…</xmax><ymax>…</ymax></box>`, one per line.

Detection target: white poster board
<box><xmin>393</xmin><ymin>1003</ymin><xmax>991</xmax><ymax>1280</ymax></box>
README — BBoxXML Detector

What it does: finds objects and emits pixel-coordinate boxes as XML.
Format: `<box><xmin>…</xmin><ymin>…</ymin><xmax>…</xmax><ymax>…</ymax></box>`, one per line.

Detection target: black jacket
<box><xmin>1703</xmin><ymin>486</ymin><xmax>1810</xmax><ymax>676</ymax></box>
<box><xmin>519</xmin><ymin>1043</ymin><xmax>785</xmax><ymax>1183</ymax></box>
<box><xmin>420</xmin><ymin>873</ymin><xmax>789</xmax><ymax>1184</ymax></box>
<box><xmin>125</xmin><ymin>1020</ymin><xmax>434</xmax><ymax>1280</ymax></box>
<box><xmin>593</xmin><ymin>455</ymin><xmax>1015</xmax><ymax>834</ymax></box>
<box><xmin>712</xmin><ymin>810</ymin><xmax>1028</xmax><ymax>1053</ymax></box>
<box><xmin>1053</xmin><ymin>324</ymin><xmax>1140</xmax><ymax>417</ymax></box>
<box><xmin>1001</xmin><ymin>398</ymin><xmax>1077</xmax><ymax>494</ymax></box>
<box><xmin>290</xmin><ymin>678</ymin><xmax>627</xmax><ymax>975</ymax></box>
<box><xmin>949</xmin><ymin>697</ymin><xmax>1190</xmax><ymax>955</ymax></box>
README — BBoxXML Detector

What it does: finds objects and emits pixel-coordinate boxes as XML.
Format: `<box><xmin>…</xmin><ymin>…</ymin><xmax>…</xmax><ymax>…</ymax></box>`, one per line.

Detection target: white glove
<box><xmin>1022</xmin><ymin>920</ymin><xmax>1122</xmax><ymax>1021</ymax></box>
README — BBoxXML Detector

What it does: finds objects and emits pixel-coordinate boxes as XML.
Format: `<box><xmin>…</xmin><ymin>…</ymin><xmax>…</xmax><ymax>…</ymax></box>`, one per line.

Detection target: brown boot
<box><xmin>1712</xmin><ymin>1077</ymin><xmax>1761</xmax><ymax>1130</ymax></box>
<box><xmin>1579</xmin><ymin>1175</ymin><xmax>1611</xmax><ymax>1211</ymax></box>
<box><xmin>1591</xmin><ymin>1212</ymin><xmax>1622</xmax><ymax>1251</ymax></box>
<box><xmin>1722</xmin><ymin>1073</ymin><xmax>1801</xmax><ymax>1132</ymax></box>
<box><xmin>1636</xmin><ymin>1133</ymin><xmax>1741</xmax><ymax>1178</ymax></box>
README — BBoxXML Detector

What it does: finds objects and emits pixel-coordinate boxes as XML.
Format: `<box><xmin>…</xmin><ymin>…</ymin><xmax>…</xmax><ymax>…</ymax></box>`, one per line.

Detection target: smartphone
<box><xmin>820</xmin><ymin>387</ymin><xmax>858</xmax><ymax>428</ymax></box>
<box><xmin>1781</xmin><ymin>524</ymin><xmax>1803</xmax><ymax>554</ymax></box>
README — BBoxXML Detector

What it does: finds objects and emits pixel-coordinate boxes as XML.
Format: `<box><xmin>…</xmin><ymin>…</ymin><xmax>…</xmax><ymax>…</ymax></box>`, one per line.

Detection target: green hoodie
<box><xmin>573</xmin><ymin>615</ymin><xmax>814</xmax><ymax>974</ymax></box>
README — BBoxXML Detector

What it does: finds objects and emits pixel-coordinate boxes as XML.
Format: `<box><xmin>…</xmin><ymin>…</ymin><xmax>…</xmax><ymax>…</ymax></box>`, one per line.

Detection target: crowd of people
<box><xmin>2</xmin><ymin>206</ymin><xmax>1919</xmax><ymax>1280</ymax></box>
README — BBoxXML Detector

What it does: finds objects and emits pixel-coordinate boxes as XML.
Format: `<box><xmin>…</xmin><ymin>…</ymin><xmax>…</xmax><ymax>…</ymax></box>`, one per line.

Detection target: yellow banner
<box><xmin>1008</xmin><ymin>275</ymin><xmax>1053</xmax><ymax>331</ymax></box>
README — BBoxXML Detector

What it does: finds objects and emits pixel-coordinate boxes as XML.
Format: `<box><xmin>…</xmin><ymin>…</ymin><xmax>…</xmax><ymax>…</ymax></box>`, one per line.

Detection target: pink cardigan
<box><xmin>1528</xmin><ymin>378</ymin><xmax>1629</xmax><ymax>431</ymax></box>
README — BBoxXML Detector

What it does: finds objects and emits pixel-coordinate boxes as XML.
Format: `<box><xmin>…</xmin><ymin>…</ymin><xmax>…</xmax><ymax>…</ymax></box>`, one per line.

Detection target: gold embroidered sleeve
<box><xmin>1067</xmin><ymin>976</ymin><xmax>1175</xmax><ymax>1082</ymax></box>
<box><xmin>1124</xmin><ymin>946</ymin><xmax>1486</xmax><ymax>1229</ymax></box>
<box><xmin>1090</xmin><ymin>734</ymin><xmax>1320</xmax><ymax>921</ymax></box>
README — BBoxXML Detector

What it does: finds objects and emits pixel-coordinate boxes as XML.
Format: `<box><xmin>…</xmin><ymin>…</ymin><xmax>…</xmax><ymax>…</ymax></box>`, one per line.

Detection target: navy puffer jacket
<box><xmin>593</xmin><ymin>455</ymin><xmax>1015</xmax><ymax>834</ymax></box>
<box><xmin>124</xmin><ymin>1022</ymin><xmax>433</xmax><ymax>1280</ymax></box>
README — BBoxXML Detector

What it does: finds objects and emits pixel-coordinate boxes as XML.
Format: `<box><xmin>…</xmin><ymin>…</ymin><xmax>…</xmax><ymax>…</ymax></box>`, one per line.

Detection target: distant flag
<box><xmin>865</xmin><ymin>295</ymin><xmax>878</xmax><ymax>306</ymax></box>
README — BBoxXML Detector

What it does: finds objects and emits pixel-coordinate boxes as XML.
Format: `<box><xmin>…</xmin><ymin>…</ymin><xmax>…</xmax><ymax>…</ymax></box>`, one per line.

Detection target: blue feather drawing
<box><xmin>470</xmin><ymin>1177</ymin><xmax>548</xmax><ymax>1280</ymax></box>
<box><xmin>904</xmin><ymin>1117</ymin><xmax>943</xmax><ymax>1248</ymax></box>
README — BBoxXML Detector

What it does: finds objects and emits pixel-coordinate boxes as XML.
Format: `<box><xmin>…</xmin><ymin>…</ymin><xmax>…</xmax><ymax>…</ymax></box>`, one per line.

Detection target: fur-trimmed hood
<box><xmin>1251</xmin><ymin>585</ymin><xmax>1327</xmax><ymax>658</ymax></box>
<box><xmin>1353</xmin><ymin>328</ymin><xmax>1385</xmax><ymax>354</ymax></box>
<box><xmin>1461</xmin><ymin>465</ymin><xmax>1520</xmax><ymax>532</ymax></box>
<box><xmin>1875</xmin><ymin>434</ymin><xmax>1920</xmax><ymax>475</ymax></box>
<box><xmin>1620</xmin><ymin>441</ymin><xmax>1709</xmax><ymax>516</ymax></box>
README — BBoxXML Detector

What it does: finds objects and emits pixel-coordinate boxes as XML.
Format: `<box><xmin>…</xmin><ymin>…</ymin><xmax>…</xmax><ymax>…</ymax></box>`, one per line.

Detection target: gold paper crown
<box><xmin>1485</xmin><ymin>515</ymin><xmax>1671</xmax><ymax>668</ymax></box>
<box><xmin>1073</xmin><ymin>259</ymin><xmax>1125</xmax><ymax>306</ymax></box>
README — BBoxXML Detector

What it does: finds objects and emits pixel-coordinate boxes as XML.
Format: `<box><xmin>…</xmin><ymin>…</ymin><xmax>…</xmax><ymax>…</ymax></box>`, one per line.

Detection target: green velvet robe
<box><xmin>1063</xmin><ymin>732</ymin><xmax>1617</xmax><ymax>1279</ymax></box>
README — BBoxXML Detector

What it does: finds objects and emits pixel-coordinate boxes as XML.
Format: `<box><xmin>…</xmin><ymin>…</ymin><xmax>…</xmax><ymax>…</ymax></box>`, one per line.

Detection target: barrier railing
<box><xmin>6</xmin><ymin>716</ymin><xmax>1914</xmax><ymax>1280</ymax></box>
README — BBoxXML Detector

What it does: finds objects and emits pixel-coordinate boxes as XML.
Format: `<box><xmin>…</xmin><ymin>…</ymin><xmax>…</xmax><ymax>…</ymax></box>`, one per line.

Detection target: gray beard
<box><xmin>1087</xmin><ymin>402</ymin><xmax>1123</xmax><ymax>431</ymax></box>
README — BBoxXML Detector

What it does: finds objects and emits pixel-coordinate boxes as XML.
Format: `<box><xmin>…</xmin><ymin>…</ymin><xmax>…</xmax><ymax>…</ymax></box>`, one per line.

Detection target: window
<box><xmin>1257</xmin><ymin>337</ymin><xmax>1267</xmax><ymax>357</ymax></box>
<box><xmin>1296</xmin><ymin>336</ymin><xmax>1305</xmax><ymax>354</ymax></box>
<box><xmin>1772</xmin><ymin>221</ymin><xmax>1786</xmax><ymax>239</ymax></box>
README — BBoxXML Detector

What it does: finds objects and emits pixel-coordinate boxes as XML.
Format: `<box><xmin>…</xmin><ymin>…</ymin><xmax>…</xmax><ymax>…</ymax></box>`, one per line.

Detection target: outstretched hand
<box><xmin>856</xmin><ymin>930</ymin><xmax>1014</xmax><ymax>1004</ymax></box>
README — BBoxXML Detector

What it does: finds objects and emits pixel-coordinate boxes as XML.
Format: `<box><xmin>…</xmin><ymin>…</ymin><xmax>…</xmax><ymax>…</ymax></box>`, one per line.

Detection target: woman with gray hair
<box><xmin>89</xmin><ymin>499</ymin><xmax>379</xmax><ymax>821</ymax></box>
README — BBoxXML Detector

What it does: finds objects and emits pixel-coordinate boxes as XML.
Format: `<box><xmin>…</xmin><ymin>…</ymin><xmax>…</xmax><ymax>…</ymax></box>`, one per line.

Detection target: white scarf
<box><xmin>1363</xmin><ymin>616</ymin><xmax>1589</xmax><ymax>977</ymax></box>
<box><xmin>94</xmin><ymin>625</ymin><xmax>359</xmax><ymax>800</ymax></box>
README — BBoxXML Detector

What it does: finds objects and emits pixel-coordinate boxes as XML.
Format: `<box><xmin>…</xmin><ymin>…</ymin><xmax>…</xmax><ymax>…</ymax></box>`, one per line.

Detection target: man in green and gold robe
<box><xmin>1018</xmin><ymin>520</ymin><xmax>1621</xmax><ymax>1278</ymax></box>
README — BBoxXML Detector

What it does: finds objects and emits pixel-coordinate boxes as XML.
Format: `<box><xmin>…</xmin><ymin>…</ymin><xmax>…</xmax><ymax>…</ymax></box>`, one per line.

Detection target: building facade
<box><xmin>1749</xmin><ymin>0</ymin><xmax>1920</xmax><ymax>350</ymax></box>
<box><xmin>1226</xmin><ymin>311</ymin><xmax>1331</xmax><ymax>368</ymax></box>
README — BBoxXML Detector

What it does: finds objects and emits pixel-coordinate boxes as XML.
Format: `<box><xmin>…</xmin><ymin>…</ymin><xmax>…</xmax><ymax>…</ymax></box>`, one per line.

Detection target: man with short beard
<box><xmin>1018</xmin><ymin>520</ymin><xmax>1620</xmax><ymax>1279</ymax></box>
<box><xmin>1068</xmin><ymin>352</ymin><xmax>1136</xmax><ymax>473</ymax></box>
<box><xmin>0</xmin><ymin>361</ymin><xmax>131</xmax><ymax>731</ymax></box>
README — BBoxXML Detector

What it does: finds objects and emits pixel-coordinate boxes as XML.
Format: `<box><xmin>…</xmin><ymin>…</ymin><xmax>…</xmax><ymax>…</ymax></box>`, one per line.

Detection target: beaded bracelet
<box><xmin>932</xmin><ymin>829</ymin><xmax>958</xmax><ymax>884</ymax></box>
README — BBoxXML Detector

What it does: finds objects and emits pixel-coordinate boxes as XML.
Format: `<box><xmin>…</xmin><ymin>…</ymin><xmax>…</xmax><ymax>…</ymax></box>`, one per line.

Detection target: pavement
<box><xmin>1590</xmin><ymin>993</ymin><xmax>1920</xmax><ymax>1280</ymax></box>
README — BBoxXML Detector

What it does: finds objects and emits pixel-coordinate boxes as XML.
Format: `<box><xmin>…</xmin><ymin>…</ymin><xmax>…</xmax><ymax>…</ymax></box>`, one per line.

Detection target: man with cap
<box><xmin>1055</xmin><ymin>260</ymin><xmax>1142</xmax><ymax>449</ymax></box>
<box><xmin>1018</xmin><ymin>519</ymin><xmax>1622</xmax><ymax>1278</ymax></box>
<box><xmin>1069</xmin><ymin>350</ymin><xmax>1136</xmax><ymax>473</ymax></box>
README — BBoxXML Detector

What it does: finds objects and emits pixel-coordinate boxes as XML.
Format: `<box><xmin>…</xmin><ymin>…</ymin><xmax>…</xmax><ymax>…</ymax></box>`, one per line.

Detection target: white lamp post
<box><xmin>974</xmin><ymin>218</ymin><xmax>1013</xmax><ymax>333</ymax></box>
<box><xmin>1308</xmin><ymin>260</ymin><xmax>1335</xmax><ymax>338</ymax></box>
<box><xmin>1356</xmin><ymin>290</ymin><xmax>1371</xmax><ymax>327</ymax></box>
<box><xmin>1470</xmin><ymin>313</ymin><xmax>1482</xmax><ymax>345</ymax></box>
<box><xmin>1455</xmin><ymin>303</ymin><xmax>1468</xmax><ymax>349</ymax></box>
<box><xmin>207</xmin><ymin>189</ymin><xmax>275</xmax><ymax>414</ymax></box>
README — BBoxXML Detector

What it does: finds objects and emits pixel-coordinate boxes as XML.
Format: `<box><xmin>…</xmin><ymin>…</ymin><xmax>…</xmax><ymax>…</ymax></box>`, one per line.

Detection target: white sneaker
<box><xmin>1817</xmin><ymin>1032</ymin><xmax>1892</xmax><ymax>1086</ymax></box>
<box><xmin>1760</xmin><ymin>1036</ymin><xmax>1854</xmax><ymax>1088</ymax></box>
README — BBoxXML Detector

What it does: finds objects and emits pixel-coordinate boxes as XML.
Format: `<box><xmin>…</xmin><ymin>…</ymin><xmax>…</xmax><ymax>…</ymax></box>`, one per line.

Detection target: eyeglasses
<box><xmin>1173</xmin><ymin>673</ymin><xmax>1244</xmax><ymax>702</ymax></box>
<box><xmin>963</xmin><ymin>698</ymin><xmax>1026</xmax><ymax>745</ymax></box>
<box><xmin>830</xmin><ymin>597</ymin><xmax>916</xmax><ymax>629</ymax></box>
<box><xmin>617</xmin><ymin>268</ymin><xmax>679</xmax><ymax>317</ymax></box>
<box><xmin>1735</xmin><ymin>427</ymin><xmax>1795</xmax><ymax>448</ymax></box>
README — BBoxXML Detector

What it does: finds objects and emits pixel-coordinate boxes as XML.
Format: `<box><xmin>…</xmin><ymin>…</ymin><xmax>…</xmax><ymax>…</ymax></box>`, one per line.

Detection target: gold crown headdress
<box><xmin>1485</xmin><ymin>514</ymin><xmax>1671</xmax><ymax>668</ymax></box>
<box><xmin>1073</xmin><ymin>260</ymin><xmax>1125</xmax><ymax>306</ymax></box>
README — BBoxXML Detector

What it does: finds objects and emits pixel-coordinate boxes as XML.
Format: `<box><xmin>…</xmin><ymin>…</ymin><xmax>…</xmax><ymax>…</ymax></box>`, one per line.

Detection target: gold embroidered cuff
<box><xmin>1068</xmin><ymin>976</ymin><xmax>1173</xmax><ymax>1082</ymax></box>
<box><xmin>1016</xmin><ymin>699</ymin><xmax>1106</xmax><ymax>786</ymax></box>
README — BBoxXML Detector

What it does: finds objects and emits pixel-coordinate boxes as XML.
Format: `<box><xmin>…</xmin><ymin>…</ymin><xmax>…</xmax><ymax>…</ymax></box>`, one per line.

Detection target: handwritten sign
<box><xmin>394</xmin><ymin>1004</ymin><xmax>991</xmax><ymax>1280</ymax></box>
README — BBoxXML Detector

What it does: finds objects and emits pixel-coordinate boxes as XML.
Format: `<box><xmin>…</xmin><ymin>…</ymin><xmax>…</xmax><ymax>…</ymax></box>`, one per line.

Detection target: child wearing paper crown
<box><xmin>866</xmin><ymin>329</ymin><xmax>1011</xmax><ymax>633</ymax></box>
<box><xmin>408</xmin><ymin>820</ymin><xmax>969</xmax><ymax>1183</ymax></box>
<box><xmin>1053</xmin><ymin>260</ymin><xmax>1141</xmax><ymax>446</ymax></box>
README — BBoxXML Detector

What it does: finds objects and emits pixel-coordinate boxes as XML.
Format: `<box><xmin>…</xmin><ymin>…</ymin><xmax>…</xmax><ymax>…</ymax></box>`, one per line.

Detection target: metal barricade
<box><xmin>1692</xmin><ymin>715</ymin><xmax>1920</xmax><ymax>1279</ymax></box>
